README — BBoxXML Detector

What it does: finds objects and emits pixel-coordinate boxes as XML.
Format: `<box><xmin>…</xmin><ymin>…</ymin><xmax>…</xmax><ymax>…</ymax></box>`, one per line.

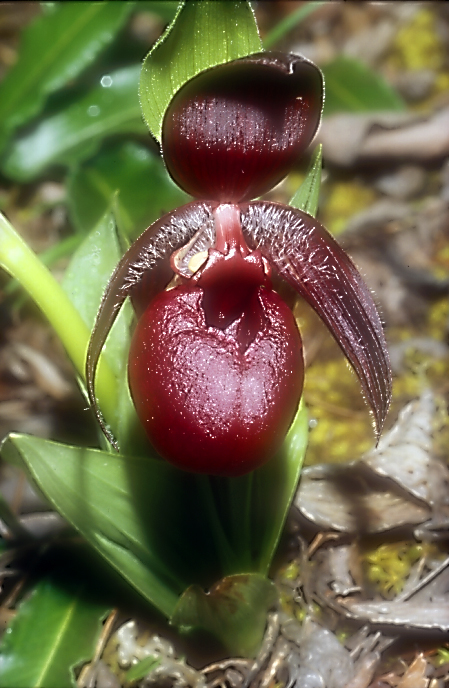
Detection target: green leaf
<box><xmin>0</xmin><ymin>211</ymin><xmax>118</xmax><ymax>427</ymax></box>
<box><xmin>253</xmin><ymin>399</ymin><xmax>308</xmax><ymax>574</ymax></box>
<box><xmin>139</xmin><ymin>0</ymin><xmax>262</xmax><ymax>143</ymax></box>
<box><xmin>1</xmin><ymin>408</ymin><xmax>307</xmax><ymax>627</ymax></box>
<box><xmin>172</xmin><ymin>573</ymin><xmax>277</xmax><ymax>657</ymax></box>
<box><xmin>67</xmin><ymin>142</ymin><xmax>188</xmax><ymax>239</ymax></box>
<box><xmin>0</xmin><ymin>574</ymin><xmax>108</xmax><ymax>688</ymax></box>
<box><xmin>263</xmin><ymin>1</ymin><xmax>325</xmax><ymax>49</ymax></box>
<box><xmin>126</xmin><ymin>656</ymin><xmax>161</xmax><ymax>684</ymax></box>
<box><xmin>0</xmin><ymin>2</ymin><xmax>133</xmax><ymax>153</ymax></box>
<box><xmin>2</xmin><ymin>65</ymin><xmax>146</xmax><ymax>181</ymax></box>
<box><xmin>1</xmin><ymin>434</ymin><xmax>183</xmax><ymax>619</ymax></box>
<box><xmin>289</xmin><ymin>145</ymin><xmax>322</xmax><ymax>217</ymax></box>
<box><xmin>322</xmin><ymin>56</ymin><xmax>406</xmax><ymax>115</ymax></box>
<box><xmin>61</xmin><ymin>212</ymin><xmax>130</xmax><ymax>379</ymax></box>
<box><xmin>61</xmin><ymin>211</ymin><xmax>140</xmax><ymax>452</ymax></box>
<box><xmin>200</xmin><ymin>400</ymin><xmax>308</xmax><ymax>578</ymax></box>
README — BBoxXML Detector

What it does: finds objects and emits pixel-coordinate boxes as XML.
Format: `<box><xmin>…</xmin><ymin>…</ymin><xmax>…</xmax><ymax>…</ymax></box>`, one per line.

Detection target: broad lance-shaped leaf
<box><xmin>241</xmin><ymin>202</ymin><xmax>392</xmax><ymax>437</ymax></box>
<box><xmin>2</xmin><ymin>65</ymin><xmax>145</xmax><ymax>182</ymax></box>
<box><xmin>61</xmin><ymin>211</ymin><xmax>142</xmax><ymax>454</ymax></box>
<box><xmin>67</xmin><ymin>142</ymin><xmax>188</xmax><ymax>239</ymax></box>
<box><xmin>0</xmin><ymin>2</ymin><xmax>133</xmax><ymax>153</ymax></box>
<box><xmin>62</xmin><ymin>213</ymin><xmax>130</xmax><ymax>380</ymax></box>
<box><xmin>1</xmin><ymin>434</ymin><xmax>183</xmax><ymax>617</ymax></box>
<box><xmin>0</xmin><ymin>573</ymin><xmax>109</xmax><ymax>688</ymax></box>
<box><xmin>1</xmin><ymin>418</ymin><xmax>308</xmax><ymax>616</ymax></box>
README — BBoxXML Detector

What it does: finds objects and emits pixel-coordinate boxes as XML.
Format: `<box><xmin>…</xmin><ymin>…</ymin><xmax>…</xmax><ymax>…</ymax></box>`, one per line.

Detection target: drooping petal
<box><xmin>85</xmin><ymin>201</ymin><xmax>218</xmax><ymax>447</ymax></box>
<box><xmin>162</xmin><ymin>52</ymin><xmax>323</xmax><ymax>203</ymax></box>
<box><xmin>241</xmin><ymin>201</ymin><xmax>392</xmax><ymax>437</ymax></box>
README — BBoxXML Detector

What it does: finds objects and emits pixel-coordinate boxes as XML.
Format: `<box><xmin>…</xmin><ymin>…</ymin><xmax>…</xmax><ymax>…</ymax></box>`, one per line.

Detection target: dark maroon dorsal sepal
<box><xmin>162</xmin><ymin>52</ymin><xmax>323</xmax><ymax>203</ymax></box>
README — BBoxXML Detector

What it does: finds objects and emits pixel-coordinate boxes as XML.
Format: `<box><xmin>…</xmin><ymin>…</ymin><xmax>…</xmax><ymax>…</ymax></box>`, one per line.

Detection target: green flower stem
<box><xmin>228</xmin><ymin>472</ymin><xmax>254</xmax><ymax>571</ymax></box>
<box><xmin>4</xmin><ymin>234</ymin><xmax>83</xmax><ymax>299</ymax></box>
<box><xmin>0</xmin><ymin>211</ymin><xmax>117</xmax><ymax>424</ymax></box>
<box><xmin>196</xmin><ymin>474</ymin><xmax>237</xmax><ymax>575</ymax></box>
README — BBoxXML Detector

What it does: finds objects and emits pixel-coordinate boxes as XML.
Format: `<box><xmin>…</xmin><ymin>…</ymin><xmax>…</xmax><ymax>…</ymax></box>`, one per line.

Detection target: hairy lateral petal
<box><xmin>241</xmin><ymin>201</ymin><xmax>392</xmax><ymax>437</ymax></box>
<box><xmin>85</xmin><ymin>201</ymin><xmax>217</xmax><ymax>448</ymax></box>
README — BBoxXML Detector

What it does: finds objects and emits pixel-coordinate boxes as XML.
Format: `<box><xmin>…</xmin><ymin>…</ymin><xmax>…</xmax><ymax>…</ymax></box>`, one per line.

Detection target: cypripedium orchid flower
<box><xmin>86</xmin><ymin>52</ymin><xmax>391</xmax><ymax>476</ymax></box>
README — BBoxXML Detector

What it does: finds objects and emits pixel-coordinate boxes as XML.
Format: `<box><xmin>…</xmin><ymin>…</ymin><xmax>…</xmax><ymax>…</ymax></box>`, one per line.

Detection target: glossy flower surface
<box><xmin>128</xmin><ymin>204</ymin><xmax>303</xmax><ymax>475</ymax></box>
<box><xmin>86</xmin><ymin>53</ymin><xmax>391</xmax><ymax>476</ymax></box>
<box><xmin>162</xmin><ymin>52</ymin><xmax>323</xmax><ymax>202</ymax></box>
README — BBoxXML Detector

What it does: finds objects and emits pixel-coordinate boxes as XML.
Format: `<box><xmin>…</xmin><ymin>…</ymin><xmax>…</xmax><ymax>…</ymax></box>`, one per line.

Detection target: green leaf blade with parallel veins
<box><xmin>0</xmin><ymin>575</ymin><xmax>108</xmax><ymax>688</ymax></box>
<box><xmin>61</xmin><ymin>211</ymin><xmax>142</xmax><ymax>454</ymax></box>
<box><xmin>61</xmin><ymin>212</ymin><xmax>130</xmax><ymax>380</ymax></box>
<box><xmin>2</xmin><ymin>66</ymin><xmax>145</xmax><ymax>181</ymax></box>
<box><xmin>0</xmin><ymin>2</ymin><xmax>133</xmax><ymax>153</ymax></box>
<box><xmin>254</xmin><ymin>399</ymin><xmax>308</xmax><ymax>575</ymax></box>
<box><xmin>139</xmin><ymin>0</ymin><xmax>262</xmax><ymax>143</ymax></box>
<box><xmin>1</xmin><ymin>434</ymin><xmax>183</xmax><ymax>619</ymax></box>
<box><xmin>322</xmin><ymin>56</ymin><xmax>406</xmax><ymax>115</ymax></box>
<box><xmin>289</xmin><ymin>144</ymin><xmax>323</xmax><ymax>217</ymax></box>
<box><xmin>67</xmin><ymin>142</ymin><xmax>188</xmax><ymax>239</ymax></box>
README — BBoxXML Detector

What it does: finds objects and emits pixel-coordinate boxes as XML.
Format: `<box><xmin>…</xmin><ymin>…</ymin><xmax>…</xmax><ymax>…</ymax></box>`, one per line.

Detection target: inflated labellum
<box><xmin>86</xmin><ymin>52</ymin><xmax>391</xmax><ymax>477</ymax></box>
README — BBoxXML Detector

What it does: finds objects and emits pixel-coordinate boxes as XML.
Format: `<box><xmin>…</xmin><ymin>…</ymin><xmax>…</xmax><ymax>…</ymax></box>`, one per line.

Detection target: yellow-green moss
<box><xmin>435</xmin><ymin>70</ymin><xmax>449</xmax><ymax>97</ymax></box>
<box><xmin>282</xmin><ymin>560</ymin><xmax>301</xmax><ymax>581</ymax></box>
<box><xmin>431</xmin><ymin>241</ymin><xmax>449</xmax><ymax>284</ymax></box>
<box><xmin>321</xmin><ymin>181</ymin><xmax>376</xmax><ymax>236</ymax></box>
<box><xmin>304</xmin><ymin>356</ymin><xmax>373</xmax><ymax>465</ymax></box>
<box><xmin>435</xmin><ymin>645</ymin><xmax>449</xmax><ymax>667</ymax></box>
<box><xmin>390</xmin><ymin>9</ymin><xmax>444</xmax><ymax>72</ymax></box>
<box><xmin>363</xmin><ymin>541</ymin><xmax>427</xmax><ymax>598</ymax></box>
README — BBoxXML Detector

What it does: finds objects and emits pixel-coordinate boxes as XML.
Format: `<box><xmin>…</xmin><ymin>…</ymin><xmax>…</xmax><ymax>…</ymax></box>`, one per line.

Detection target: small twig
<box><xmin>77</xmin><ymin>609</ymin><xmax>118</xmax><ymax>688</ymax></box>
<box><xmin>241</xmin><ymin>612</ymin><xmax>280</xmax><ymax>688</ymax></box>
<box><xmin>399</xmin><ymin>556</ymin><xmax>449</xmax><ymax>603</ymax></box>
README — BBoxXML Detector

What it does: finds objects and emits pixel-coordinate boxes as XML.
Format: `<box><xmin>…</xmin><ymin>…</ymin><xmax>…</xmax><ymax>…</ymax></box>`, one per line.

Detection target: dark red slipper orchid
<box><xmin>162</xmin><ymin>52</ymin><xmax>322</xmax><ymax>203</ymax></box>
<box><xmin>86</xmin><ymin>52</ymin><xmax>391</xmax><ymax>476</ymax></box>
